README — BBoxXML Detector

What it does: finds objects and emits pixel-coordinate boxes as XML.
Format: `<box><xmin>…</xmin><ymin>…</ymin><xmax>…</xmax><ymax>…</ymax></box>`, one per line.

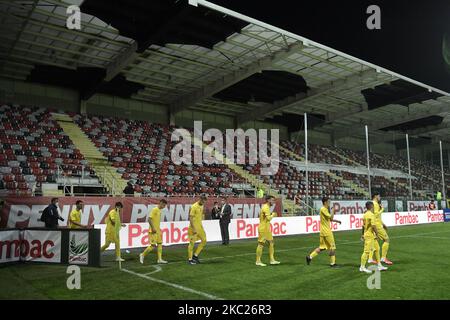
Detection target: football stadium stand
<box><xmin>1</xmin><ymin>103</ymin><xmax>448</xmax><ymax>206</ymax></box>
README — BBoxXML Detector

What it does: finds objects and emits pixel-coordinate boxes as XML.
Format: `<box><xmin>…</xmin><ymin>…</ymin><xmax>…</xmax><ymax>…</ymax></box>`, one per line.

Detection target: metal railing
<box><xmin>56</xmin><ymin>165</ymin><xmax>72</xmax><ymax>196</ymax></box>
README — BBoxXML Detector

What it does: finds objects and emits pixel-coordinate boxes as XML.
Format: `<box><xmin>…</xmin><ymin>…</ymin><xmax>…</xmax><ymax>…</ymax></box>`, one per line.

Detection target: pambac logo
<box><xmin>69</xmin><ymin>232</ymin><xmax>89</xmax><ymax>265</ymax></box>
<box><xmin>395</xmin><ymin>212</ymin><xmax>419</xmax><ymax>225</ymax></box>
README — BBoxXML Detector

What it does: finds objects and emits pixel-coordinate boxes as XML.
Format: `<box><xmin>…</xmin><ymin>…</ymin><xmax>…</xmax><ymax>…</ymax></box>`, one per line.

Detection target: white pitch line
<box><xmin>149</xmin><ymin>229</ymin><xmax>450</xmax><ymax>266</ymax></box>
<box><xmin>406</xmin><ymin>235</ymin><xmax>450</xmax><ymax>240</ymax></box>
<box><xmin>122</xmin><ymin>229</ymin><xmax>449</xmax><ymax>298</ymax></box>
<box><xmin>121</xmin><ymin>268</ymin><xmax>224</xmax><ymax>300</ymax></box>
<box><xmin>144</xmin><ymin>265</ymin><xmax>162</xmax><ymax>276</ymax></box>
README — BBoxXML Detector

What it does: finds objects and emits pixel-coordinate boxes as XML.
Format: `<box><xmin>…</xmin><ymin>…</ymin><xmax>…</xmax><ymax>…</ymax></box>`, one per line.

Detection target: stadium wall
<box><xmin>84</xmin><ymin>93</ymin><xmax>169</xmax><ymax>124</ymax></box>
<box><xmin>0</xmin><ymin>77</ymin><xmax>290</xmax><ymax>138</ymax></box>
<box><xmin>0</xmin><ymin>196</ymin><xmax>283</xmax><ymax>228</ymax></box>
<box><xmin>292</xmin><ymin>130</ymin><xmax>331</xmax><ymax>146</ymax></box>
<box><xmin>0</xmin><ymin>77</ymin><xmax>79</xmax><ymax>112</ymax></box>
<box><xmin>291</xmin><ymin>130</ymin><xmax>415</xmax><ymax>158</ymax></box>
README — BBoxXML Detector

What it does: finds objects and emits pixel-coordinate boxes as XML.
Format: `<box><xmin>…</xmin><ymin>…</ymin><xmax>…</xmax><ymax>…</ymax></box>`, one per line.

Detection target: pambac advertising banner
<box><xmin>407</xmin><ymin>200</ymin><xmax>446</xmax><ymax>211</ymax></box>
<box><xmin>0</xmin><ymin>228</ymin><xmax>100</xmax><ymax>266</ymax></box>
<box><xmin>0</xmin><ymin>196</ymin><xmax>282</xmax><ymax>228</ymax></box>
<box><xmin>22</xmin><ymin>230</ymin><xmax>61</xmax><ymax>263</ymax></box>
<box><xmin>0</xmin><ymin>229</ymin><xmax>61</xmax><ymax>264</ymax></box>
<box><xmin>95</xmin><ymin>210</ymin><xmax>444</xmax><ymax>249</ymax></box>
<box><xmin>68</xmin><ymin>231</ymin><xmax>89</xmax><ymax>265</ymax></box>
<box><xmin>0</xmin><ymin>230</ymin><xmax>21</xmax><ymax>264</ymax></box>
<box><xmin>313</xmin><ymin>200</ymin><xmax>389</xmax><ymax>214</ymax></box>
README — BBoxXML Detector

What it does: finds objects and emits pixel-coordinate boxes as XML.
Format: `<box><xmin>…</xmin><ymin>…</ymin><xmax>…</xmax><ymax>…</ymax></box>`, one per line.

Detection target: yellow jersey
<box><xmin>373</xmin><ymin>200</ymin><xmax>384</xmax><ymax>227</ymax></box>
<box><xmin>105</xmin><ymin>209</ymin><xmax>121</xmax><ymax>236</ymax></box>
<box><xmin>319</xmin><ymin>206</ymin><xmax>332</xmax><ymax>236</ymax></box>
<box><xmin>149</xmin><ymin>206</ymin><xmax>161</xmax><ymax>233</ymax></box>
<box><xmin>189</xmin><ymin>201</ymin><xmax>204</xmax><ymax>229</ymax></box>
<box><xmin>69</xmin><ymin>208</ymin><xmax>82</xmax><ymax>229</ymax></box>
<box><xmin>258</xmin><ymin>203</ymin><xmax>274</xmax><ymax>233</ymax></box>
<box><xmin>363</xmin><ymin>210</ymin><xmax>376</xmax><ymax>239</ymax></box>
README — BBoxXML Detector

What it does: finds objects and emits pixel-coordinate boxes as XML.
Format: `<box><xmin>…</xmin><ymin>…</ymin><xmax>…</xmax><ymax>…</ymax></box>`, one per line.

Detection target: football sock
<box><xmin>381</xmin><ymin>242</ymin><xmax>389</xmax><ymax>260</ymax></box>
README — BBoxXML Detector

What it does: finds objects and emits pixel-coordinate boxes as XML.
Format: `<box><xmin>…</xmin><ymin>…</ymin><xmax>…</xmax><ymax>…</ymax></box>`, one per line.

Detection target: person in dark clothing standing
<box><xmin>123</xmin><ymin>182</ymin><xmax>134</xmax><ymax>196</ymax></box>
<box><xmin>211</xmin><ymin>202</ymin><xmax>221</xmax><ymax>220</ymax></box>
<box><xmin>219</xmin><ymin>197</ymin><xmax>232</xmax><ymax>245</ymax></box>
<box><xmin>41</xmin><ymin>198</ymin><xmax>64</xmax><ymax>228</ymax></box>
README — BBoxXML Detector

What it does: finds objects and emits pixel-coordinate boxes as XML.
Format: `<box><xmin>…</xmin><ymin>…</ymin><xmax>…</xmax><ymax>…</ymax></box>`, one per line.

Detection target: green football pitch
<box><xmin>1</xmin><ymin>222</ymin><xmax>450</xmax><ymax>300</ymax></box>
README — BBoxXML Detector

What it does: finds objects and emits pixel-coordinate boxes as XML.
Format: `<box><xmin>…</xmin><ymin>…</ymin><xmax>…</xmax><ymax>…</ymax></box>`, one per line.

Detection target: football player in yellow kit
<box><xmin>255</xmin><ymin>195</ymin><xmax>280</xmax><ymax>267</ymax></box>
<box><xmin>306</xmin><ymin>197</ymin><xmax>341</xmax><ymax>267</ymax></box>
<box><xmin>360</xmin><ymin>201</ymin><xmax>388</xmax><ymax>273</ymax></box>
<box><xmin>368</xmin><ymin>192</ymin><xmax>393</xmax><ymax>265</ymax></box>
<box><xmin>68</xmin><ymin>200</ymin><xmax>88</xmax><ymax>229</ymax></box>
<box><xmin>139</xmin><ymin>199</ymin><xmax>168</xmax><ymax>264</ymax></box>
<box><xmin>100</xmin><ymin>202</ymin><xmax>126</xmax><ymax>262</ymax></box>
<box><xmin>188</xmin><ymin>195</ymin><xmax>207</xmax><ymax>265</ymax></box>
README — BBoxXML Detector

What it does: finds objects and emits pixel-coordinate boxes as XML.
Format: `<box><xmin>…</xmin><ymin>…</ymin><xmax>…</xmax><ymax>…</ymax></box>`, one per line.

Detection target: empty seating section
<box><xmin>245</xmin><ymin>163</ymin><xmax>360</xmax><ymax>200</ymax></box>
<box><xmin>1</xmin><ymin>104</ymin><xmax>446</xmax><ymax>199</ymax></box>
<box><xmin>238</xmin><ymin>140</ymin><xmax>364</xmax><ymax>200</ymax></box>
<box><xmin>280</xmin><ymin>140</ymin><xmax>446</xmax><ymax>197</ymax></box>
<box><xmin>73</xmin><ymin>114</ymin><xmax>241</xmax><ymax>196</ymax></box>
<box><xmin>0</xmin><ymin>104</ymin><xmax>95</xmax><ymax>195</ymax></box>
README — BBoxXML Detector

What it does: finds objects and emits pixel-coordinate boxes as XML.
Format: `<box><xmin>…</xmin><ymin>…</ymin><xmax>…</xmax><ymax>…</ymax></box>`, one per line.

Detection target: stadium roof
<box><xmin>0</xmin><ymin>0</ymin><xmax>449</xmax><ymax>144</ymax></box>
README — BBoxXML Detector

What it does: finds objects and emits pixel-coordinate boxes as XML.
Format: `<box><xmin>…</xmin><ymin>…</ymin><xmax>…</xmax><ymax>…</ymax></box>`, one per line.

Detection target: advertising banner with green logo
<box><xmin>68</xmin><ymin>231</ymin><xmax>89</xmax><ymax>265</ymax></box>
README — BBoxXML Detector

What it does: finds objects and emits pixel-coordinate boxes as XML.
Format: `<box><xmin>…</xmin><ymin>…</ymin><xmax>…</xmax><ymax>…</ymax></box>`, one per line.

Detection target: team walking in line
<box><xmin>75</xmin><ymin>192</ymin><xmax>392</xmax><ymax>271</ymax></box>
<box><xmin>306</xmin><ymin>192</ymin><xmax>392</xmax><ymax>272</ymax></box>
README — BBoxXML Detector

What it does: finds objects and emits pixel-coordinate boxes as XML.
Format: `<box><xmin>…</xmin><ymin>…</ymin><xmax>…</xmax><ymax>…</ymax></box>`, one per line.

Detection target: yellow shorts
<box><xmin>149</xmin><ymin>231</ymin><xmax>162</xmax><ymax>245</ymax></box>
<box><xmin>319</xmin><ymin>234</ymin><xmax>336</xmax><ymax>250</ymax></box>
<box><xmin>105</xmin><ymin>232</ymin><xmax>118</xmax><ymax>243</ymax></box>
<box><xmin>363</xmin><ymin>236</ymin><xmax>375</xmax><ymax>253</ymax></box>
<box><xmin>258</xmin><ymin>230</ymin><xmax>273</xmax><ymax>243</ymax></box>
<box><xmin>188</xmin><ymin>226</ymin><xmax>207</xmax><ymax>242</ymax></box>
<box><xmin>376</xmin><ymin>227</ymin><xmax>389</xmax><ymax>242</ymax></box>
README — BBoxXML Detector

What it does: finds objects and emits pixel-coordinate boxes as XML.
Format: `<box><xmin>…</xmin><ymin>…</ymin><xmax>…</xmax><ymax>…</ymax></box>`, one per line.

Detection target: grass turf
<box><xmin>1</xmin><ymin>222</ymin><xmax>449</xmax><ymax>300</ymax></box>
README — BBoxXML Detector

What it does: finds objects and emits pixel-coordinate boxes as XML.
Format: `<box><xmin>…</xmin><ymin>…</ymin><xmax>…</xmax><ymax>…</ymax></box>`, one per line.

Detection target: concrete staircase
<box><xmin>372</xmin><ymin>154</ymin><xmax>428</xmax><ymax>198</ymax></box>
<box><xmin>198</xmin><ymin>138</ymin><xmax>300</xmax><ymax>215</ymax></box>
<box><xmin>52</xmin><ymin>113</ymin><xmax>128</xmax><ymax>195</ymax></box>
<box><xmin>325</xmin><ymin>147</ymin><xmax>425</xmax><ymax>198</ymax></box>
<box><xmin>320</xmin><ymin>147</ymin><xmax>370</xmax><ymax>197</ymax></box>
<box><xmin>280</xmin><ymin>145</ymin><xmax>369</xmax><ymax>198</ymax></box>
<box><xmin>327</xmin><ymin>171</ymin><xmax>370</xmax><ymax>198</ymax></box>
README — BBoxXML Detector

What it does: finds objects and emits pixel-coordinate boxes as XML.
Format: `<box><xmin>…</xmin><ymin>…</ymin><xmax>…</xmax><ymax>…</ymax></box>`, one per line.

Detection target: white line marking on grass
<box><xmin>143</xmin><ymin>265</ymin><xmax>162</xmax><ymax>276</ymax></box>
<box><xmin>160</xmin><ymin>229</ymin><xmax>450</xmax><ymax>265</ymax></box>
<box><xmin>390</xmin><ymin>230</ymin><xmax>450</xmax><ymax>240</ymax></box>
<box><xmin>406</xmin><ymin>235</ymin><xmax>450</xmax><ymax>240</ymax></box>
<box><xmin>122</xmin><ymin>268</ymin><xmax>224</xmax><ymax>300</ymax></box>
<box><xmin>122</xmin><ymin>229</ymin><xmax>448</xmax><ymax>299</ymax></box>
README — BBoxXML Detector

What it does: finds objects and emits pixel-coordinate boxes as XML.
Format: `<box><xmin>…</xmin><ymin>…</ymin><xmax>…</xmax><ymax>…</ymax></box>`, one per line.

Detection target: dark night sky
<box><xmin>209</xmin><ymin>0</ymin><xmax>450</xmax><ymax>92</ymax></box>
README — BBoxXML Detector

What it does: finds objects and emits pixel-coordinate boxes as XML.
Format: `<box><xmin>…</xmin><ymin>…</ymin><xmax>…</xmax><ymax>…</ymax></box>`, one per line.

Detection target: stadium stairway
<box><xmin>375</xmin><ymin>154</ymin><xmax>429</xmax><ymax>199</ymax></box>
<box><xmin>325</xmin><ymin>147</ymin><xmax>424</xmax><ymax>198</ymax></box>
<box><xmin>198</xmin><ymin>138</ymin><xmax>301</xmax><ymax>215</ymax></box>
<box><xmin>280</xmin><ymin>144</ymin><xmax>370</xmax><ymax>198</ymax></box>
<box><xmin>52</xmin><ymin>114</ymin><xmax>127</xmax><ymax>195</ymax></box>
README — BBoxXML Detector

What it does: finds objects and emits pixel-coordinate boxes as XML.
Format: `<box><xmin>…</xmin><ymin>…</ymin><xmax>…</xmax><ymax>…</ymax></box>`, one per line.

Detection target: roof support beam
<box><xmin>333</xmin><ymin>102</ymin><xmax>450</xmax><ymax>140</ymax></box>
<box><xmin>237</xmin><ymin>68</ymin><xmax>377</xmax><ymax>124</ymax></box>
<box><xmin>0</xmin><ymin>0</ymin><xmax>38</xmax><ymax>73</ymax></box>
<box><xmin>431</xmin><ymin>137</ymin><xmax>450</xmax><ymax>145</ymax></box>
<box><xmin>169</xmin><ymin>42</ymin><xmax>304</xmax><ymax>115</ymax></box>
<box><xmin>105</xmin><ymin>42</ymin><xmax>138</xmax><ymax>81</ymax></box>
<box><xmin>80</xmin><ymin>40</ymin><xmax>138</xmax><ymax>99</ymax></box>
<box><xmin>407</xmin><ymin>122</ymin><xmax>450</xmax><ymax>136</ymax></box>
